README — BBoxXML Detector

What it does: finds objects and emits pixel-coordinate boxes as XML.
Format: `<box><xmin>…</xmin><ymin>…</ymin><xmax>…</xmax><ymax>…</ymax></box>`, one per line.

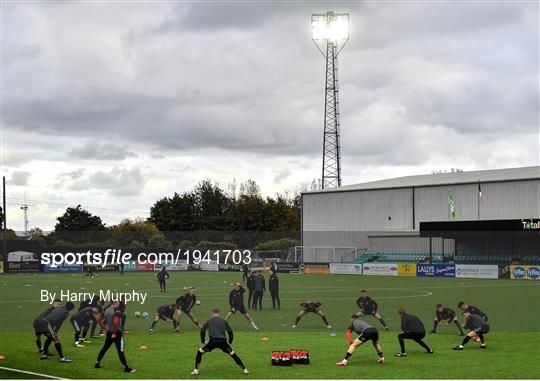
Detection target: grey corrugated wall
<box><xmin>302</xmin><ymin>179</ymin><xmax>540</xmax><ymax>252</ymax></box>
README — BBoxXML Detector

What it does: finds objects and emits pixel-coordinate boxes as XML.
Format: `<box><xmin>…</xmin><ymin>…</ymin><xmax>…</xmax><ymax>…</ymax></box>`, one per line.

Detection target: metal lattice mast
<box><xmin>312</xmin><ymin>11</ymin><xmax>349</xmax><ymax>189</ymax></box>
<box><xmin>322</xmin><ymin>41</ymin><xmax>341</xmax><ymax>188</ymax></box>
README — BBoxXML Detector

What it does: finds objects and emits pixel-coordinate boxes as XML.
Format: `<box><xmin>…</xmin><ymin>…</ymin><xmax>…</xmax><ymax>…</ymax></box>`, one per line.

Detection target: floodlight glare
<box><xmin>311</xmin><ymin>16</ymin><xmax>349</xmax><ymax>41</ymax></box>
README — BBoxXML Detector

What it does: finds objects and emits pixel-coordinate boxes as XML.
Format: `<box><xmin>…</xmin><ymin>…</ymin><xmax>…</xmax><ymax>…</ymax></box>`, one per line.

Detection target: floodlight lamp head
<box><xmin>311</xmin><ymin>11</ymin><xmax>349</xmax><ymax>42</ymax></box>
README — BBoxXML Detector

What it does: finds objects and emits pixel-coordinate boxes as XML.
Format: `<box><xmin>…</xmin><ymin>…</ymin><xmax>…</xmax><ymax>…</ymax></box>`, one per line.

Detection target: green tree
<box><xmin>254</xmin><ymin>238</ymin><xmax>301</xmax><ymax>251</ymax></box>
<box><xmin>228</xmin><ymin>194</ymin><xmax>266</xmax><ymax>231</ymax></box>
<box><xmin>193</xmin><ymin>180</ymin><xmax>232</xmax><ymax>230</ymax></box>
<box><xmin>28</xmin><ymin>227</ymin><xmax>47</xmax><ymax>246</ymax></box>
<box><xmin>53</xmin><ymin>205</ymin><xmax>106</xmax><ymax>244</ymax></box>
<box><xmin>111</xmin><ymin>218</ymin><xmax>171</xmax><ymax>248</ymax></box>
<box><xmin>195</xmin><ymin>240</ymin><xmax>238</xmax><ymax>251</ymax></box>
<box><xmin>149</xmin><ymin>192</ymin><xmax>197</xmax><ymax>231</ymax></box>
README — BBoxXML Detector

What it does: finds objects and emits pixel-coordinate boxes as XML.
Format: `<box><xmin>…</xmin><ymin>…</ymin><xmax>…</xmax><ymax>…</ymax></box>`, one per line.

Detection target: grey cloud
<box><xmin>57</xmin><ymin>169</ymin><xmax>86</xmax><ymax>181</ymax></box>
<box><xmin>146</xmin><ymin>2</ymin><xmax>308</xmax><ymax>34</ymax></box>
<box><xmin>3</xmin><ymin>43</ymin><xmax>41</xmax><ymax>67</ymax></box>
<box><xmin>3</xmin><ymin>1</ymin><xmax>538</xmax><ymax>170</ymax></box>
<box><xmin>69</xmin><ymin>167</ymin><xmax>146</xmax><ymax>196</ymax></box>
<box><xmin>71</xmin><ymin>141</ymin><xmax>137</xmax><ymax>161</ymax></box>
<box><xmin>11</xmin><ymin>171</ymin><xmax>31</xmax><ymax>186</ymax></box>
<box><xmin>274</xmin><ymin>169</ymin><xmax>291</xmax><ymax>184</ymax></box>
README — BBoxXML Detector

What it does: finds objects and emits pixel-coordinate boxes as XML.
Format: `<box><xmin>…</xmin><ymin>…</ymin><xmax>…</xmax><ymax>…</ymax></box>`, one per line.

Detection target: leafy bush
<box><xmin>254</xmin><ymin>238</ymin><xmax>300</xmax><ymax>251</ymax></box>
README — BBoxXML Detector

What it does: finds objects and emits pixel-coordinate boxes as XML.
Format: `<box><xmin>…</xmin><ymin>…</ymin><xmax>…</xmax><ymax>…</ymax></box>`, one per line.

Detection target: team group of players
<box><xmin>33</xmin><ymin>296</ymin><xmax>136</xmax><ymax>372</ymax></box>
<box><xmin>334</xmin><ymin>294</ymin><xmax>490</xmax><ymax>366</ymax></box>
<box><xmin>31</xmin><ymin>268</ymin><xmax>491</xmax><ymax>374</ymax></box>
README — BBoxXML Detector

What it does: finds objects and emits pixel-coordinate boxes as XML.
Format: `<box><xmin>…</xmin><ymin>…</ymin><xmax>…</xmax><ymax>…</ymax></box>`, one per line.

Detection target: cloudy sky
<box><xmin>2</xmin><ymin>1</ymin><xmax>538</xmax><ymax>230</ymax></box>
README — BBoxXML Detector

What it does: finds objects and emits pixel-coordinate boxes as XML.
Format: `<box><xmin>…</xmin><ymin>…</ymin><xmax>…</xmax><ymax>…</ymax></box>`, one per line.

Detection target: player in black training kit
<box><xmin>78</xmin><ymin>296</ymin><xmax>103</xmax><ymax>338</ymax></box>
<box><xmin>33</xmin><ymin>299</ymin><xmax>62</xmax><ymax>353</ymax></box>
<box><xmin>395</xmin><ymin>308</ymin><xmax>433</xmax><ymax>357</ymax></box>
<box><xmin>246</xmin><ymin>271</ymin><xmax>255</xmax><ymax>309</ymax></box>
<box><xmin>269</xmin><ymin>271</ymin><xmax>280</xmax><ymax>309</ymax></box>
<box><xmin>453</xmin><ymin>311</ymin><xmax>490</xmax><ymax>350</ymax></box>
<box><xmin>71</xmin><ymin>306</ymin><xmax>102</xmax><ymax>346</ymax></box>
<box><xmin>251</xmin><ymin>271</ymin><xmax>265</xmax><ymax>310</ymax></box>
<box><xmin>191</xmin><ymin>308</ymin><xmax>249</xmax><ymax>375</ymax></box>
<box><xmin>336</xmin><ymin>314</ymin><xmax>385</xmax><ymax>366</ymax></box>
<box><xmin>241</xmin><ymin>263</ymin><xmax>249</xmax><ymax>282</ymax></box>
<box><xmin>95</xmin><ymin>301</ymin><xmax>136</xmax><ymax>373</ymax></box>
<box><xmin>157</xmin><ymin>267</ymin><xmax>169</xmax><ymax>292</ymax></box>
<box><xmin>431</xmin><ymin>304</ymin><xmax>464</xmax><ymax>335</ymax></box>
<box><xmin>149</xmin><ymin>303</ymin><xmax>181</xmax><ymax>333</ymax></box>
<box><xmin>225</xmin><ymin>283</ymin><xmax>259</xmax><ymax>330</ymax></box>
<box><xmin>85</xmin><ymin>265</ymin><xmax>98</xmax><ymax>278</ymax></box>
<box><xmin>292</xmin><ymin>301</ymin><xmax>331</xmax><ymax>329</ymax></box>
<box><xmin>176</xmin><ymin>287</ymin><xmax>202</xmax><ymax>329</ymax></box>
<box><xmin>356</xmin><ymin>290</ymin><xmax>389</xmax><ymax>331</ymax></box>
<box><xmin>457</xmin><ymin>301</ymin><xmax>488</xmax><ymax>321</ymax></box>
<box><xmin>38</xmin><ymin>301</ymin><xmax>75</xmax><ymax>362</ymax></box>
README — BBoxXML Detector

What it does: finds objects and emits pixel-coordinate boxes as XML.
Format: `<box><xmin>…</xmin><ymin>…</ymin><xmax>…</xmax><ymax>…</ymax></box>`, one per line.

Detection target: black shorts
<box><xmin>158</xmin><ymin>312</ymin><xmax>174</xmax><ymax>321</ymax></box>
<box><xmin>70</xmin><ymin>316</ymin><xmax>89</xmax><ymax>331</ymax></box>
<box><xmin>230</xmin><ymin>305</ymin><xmax>247</xmax><ymax>315</ymax></box>
<box><xmin>358</xmin><ymin>327</ymin><xmax>379</xmax><ymax>343</ymax></box>
<box><xmin>476</xmin><ymin>325</ymin><xmax>490</xmax><ymax>334</ymax></box>
<box><xmin>202</xmin><ymin>338</ymin><xmax>233</xmax><ymax>354</ymax></box>
<box><xmin>180</xmin><ymin>308</ymin><xmax>192</xmax><ymax>315</ymax></box>
<box><xmin>303</xmin><ymin>308</ymin><xmax>319</xmax><ymax>314</ymax></box>
<box><xmin>33</xmin><ymin>318</ymin><xmax>54</xmax><ymax>336</ymax></box>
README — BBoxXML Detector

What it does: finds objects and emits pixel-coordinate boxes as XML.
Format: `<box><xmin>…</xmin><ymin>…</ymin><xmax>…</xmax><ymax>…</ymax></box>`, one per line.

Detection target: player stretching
<box><xmin>191</xmin><ymin>308</ymin><xmax>249</xmax><ymax>375</ymax></box>
<box><xmin>457</xmin><ymin>301</ymin><xmax>488</xmax><ymax>321</ymax></box>
<box><xmin>453</xmin><ymin>312</ymin><xmax>490</xmax><ymax>350</ymax></box>
<box><xmin>431</xmin><ymin>304</ymin><xmax>464</xmax><ymax>335</ymax></box>
<box><xmin>79</xmin><ymin>296</ymin><xmax>103</xmax><ymax>338</ymax></box>
<box><xmin>149</xmin><ymin>303</ymin><xmax>181</xmax><ymax>334</ymax></box>
<box><xmin>38</xmin><ymin>301</ymin><xmax>75</xmax><ymax>362</ymax></box>
<box><xmin>356</xmin><ymin>290</ymin><xmax>389</xmax><ymax>331</ymax></box>
<box><xmin>176</xmin><ymin>287</ymin><xmax>202</xmax><ymax>329</ymax></box>
<box><xmin>336</xmin><ymin>314</ymin><xmax>385</xmax><ymax>366</ymax></box>
<box><xmin>71</xmin><ymin>306</ymin><xmax>102</xmax><ymax>346</ymax></box>
<box><xmin>225</xmin><ymin>283</ymin><xmax>259</xmax><ymax>330</ymax></box>
<box><xmin>157</xmin><ymin>267</ymin><xmax>169</xmax><ymax>292</ymax></box>
<box><xmin>33</xmin><ymin>299</ymin><xmax>61</xmax><ymax>353</ymax></box>
<box><xmin>292</xmin><ymin>301</ymin><xmax>331</xmax><ymax>329</ymax></box>
<box><xmin>395</xmin><ymin>308</ymin><xmax>433</xmax><ymax>357</ymax></box>
<box><xmin>95</xmin><ymin>301</ymin><xmax>136</xmax><ymax>373</ymax></box>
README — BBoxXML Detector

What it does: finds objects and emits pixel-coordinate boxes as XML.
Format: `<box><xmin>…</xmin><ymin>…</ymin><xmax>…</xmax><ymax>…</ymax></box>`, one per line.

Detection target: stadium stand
<box><xmin>352</xmin><ymin>250</ymin><xmax>539</xmax><ymax>265</ymax></box>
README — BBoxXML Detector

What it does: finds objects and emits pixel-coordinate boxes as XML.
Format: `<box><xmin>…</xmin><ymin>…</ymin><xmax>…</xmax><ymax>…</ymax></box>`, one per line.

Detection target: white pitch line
<box><xmin>0</xmin><ymin>366</ymin><xmax>68</xmax><ymax>379</ymax></box>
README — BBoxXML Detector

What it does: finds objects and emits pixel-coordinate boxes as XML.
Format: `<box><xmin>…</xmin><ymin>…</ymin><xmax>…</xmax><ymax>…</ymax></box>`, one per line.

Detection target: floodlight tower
<box><xmin>20</xmin><ymin>195</ymin><xmax>28</xmax><ymax>237</ymax></box>
<box><xmin>311</xmin><ymin>11</ymin><xmax>349</xmax><ymax>189</ymax></box>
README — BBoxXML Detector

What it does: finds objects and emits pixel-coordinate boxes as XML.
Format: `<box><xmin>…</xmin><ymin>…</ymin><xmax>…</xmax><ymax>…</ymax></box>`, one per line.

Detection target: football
<box><xmin>196</xmin><ymin>300</ymin><xmax>201</xmax><ymax>305</ymax></box>
<box><xmin>134</xmin><ymin>311</ymin><xmax>141</xmax><ymax>317</ymax></box>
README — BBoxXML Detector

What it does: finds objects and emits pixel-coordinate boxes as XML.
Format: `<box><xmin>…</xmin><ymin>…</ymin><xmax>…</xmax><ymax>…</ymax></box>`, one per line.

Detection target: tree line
<box><xmin>3</xmin><ymin>179</ymin><xmax>312</xmax><ymax>250</ymax></box>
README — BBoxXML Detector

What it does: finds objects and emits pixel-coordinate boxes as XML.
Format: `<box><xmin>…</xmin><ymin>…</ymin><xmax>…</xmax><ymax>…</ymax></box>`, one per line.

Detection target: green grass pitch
<box><xmin>0</xmin><ymin>271</ymin><xmax>539</xmax><ymax>379</ymax></box>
